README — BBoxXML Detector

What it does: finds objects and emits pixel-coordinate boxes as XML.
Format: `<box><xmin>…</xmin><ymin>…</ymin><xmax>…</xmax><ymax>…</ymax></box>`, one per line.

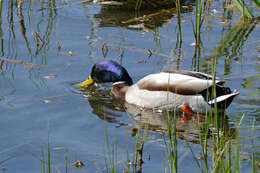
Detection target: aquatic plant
<box><xmin>193</xmin><ymin>0</ymin><xmax>204</xmax><ymax>46</ymax></box>
<box><xmin>232</xmin><ymin>0</ymin><xmax>254</xmax><ymax>19</ymax></box>
<box><xmin>104</xmin><ymin>115</ymin><xmax>118</xmax><ymax>173</ymax></box>
<box><xmin>40</xmin><ymin>134</ymin><xmax>52</xmax><ymax>173</ymax></box>
<box><xmin>165</xmin><ymin>110</ymin><xmax>178</xmax><ymax>173</ymax></box>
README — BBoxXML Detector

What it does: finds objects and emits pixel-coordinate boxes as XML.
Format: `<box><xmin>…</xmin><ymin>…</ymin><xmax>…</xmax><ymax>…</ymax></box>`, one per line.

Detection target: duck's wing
<box><xmin>137</xmin><ymin>72</ymin><xmax>226</xmax><ymax>95</ymax></box>
<box><xmin>168</xmin><ymin>70</ymin><xmax>228</xmax><ymax>85</ymax></box>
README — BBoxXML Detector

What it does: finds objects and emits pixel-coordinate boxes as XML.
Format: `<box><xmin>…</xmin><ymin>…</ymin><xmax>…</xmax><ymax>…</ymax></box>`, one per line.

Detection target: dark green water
<box><xmin>0</xmin><ymin>0</ymin><xmax>259</xmax><ymax>172</ymax></box>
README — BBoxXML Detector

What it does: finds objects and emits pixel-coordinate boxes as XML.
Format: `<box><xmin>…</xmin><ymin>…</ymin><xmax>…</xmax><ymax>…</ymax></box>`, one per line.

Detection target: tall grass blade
<box><xmin>251</xmin><ymin>117</ymin><xmax>256</xmax><ymax>173</ymax></box>
<box><xmin>47</xmin><ymin>134</ymin><xmax>51</xmax><ymax>173</ymax></box>
<box><xmin>104</xmin><ymin>110</ymin><xmax>118</xmax><ymax>173</ymax></box>
<box><xmin>165</xmin><ymin>109</ymin><xmax>178</xmax><ymax>173</ymax></box>
<box><xmin>135</xmin><ymin>0</ymin><xmax>142</xmax><ymax>11</ymax></box>
<box><xmin>40</xmin><ymin>141</ymin><xmax>46</xmax><ymax>173</ymax></box>
<box><xmin>197</xmin><ymin>115</ymin><xmax>209</xmax><ymax>173</ymax></box>
<box><xmin>253</xmin><ymin>0</ymin><xmax>260</xmax><ymax>8</ymax></box>
<box><xmin>176</xmin><ymin>0</ymin><xmax>182</xmax><ymax>44</ymax></box>
<box><xmin>193</xmin><ymin>0</ymin><xmax>204</xmax><ymax>45</ymax></box>
<box><xmin>232</xmin><ymin>0</ymin><xmax>254</xmax><ymax>19</ymax></box>
<box><xmin>65</xmin><ymin>152</ymin><xmax>68</xmax><ymax>173</ymax></box>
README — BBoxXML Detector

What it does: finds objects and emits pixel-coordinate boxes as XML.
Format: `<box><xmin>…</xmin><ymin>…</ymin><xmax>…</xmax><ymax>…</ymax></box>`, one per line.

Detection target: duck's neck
<box><xmin>111</xmin><ymin>81</ymin><xmax>130</xmax><ymax>100</ymax></box>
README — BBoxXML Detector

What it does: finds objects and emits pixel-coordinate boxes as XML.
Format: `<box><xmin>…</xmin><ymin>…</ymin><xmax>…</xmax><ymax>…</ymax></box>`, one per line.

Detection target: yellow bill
<box><xmin>77</xmin><ymin>75</ymin><xmax>94</xmax><ymax>87</ymax></box>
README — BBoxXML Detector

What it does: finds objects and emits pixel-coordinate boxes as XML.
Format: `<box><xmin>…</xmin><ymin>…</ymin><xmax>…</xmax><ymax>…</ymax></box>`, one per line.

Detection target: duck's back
<box><xmin>136</xmin><ymin>72</ymin><xmax>222</xmax><ymax>95</ymax></box>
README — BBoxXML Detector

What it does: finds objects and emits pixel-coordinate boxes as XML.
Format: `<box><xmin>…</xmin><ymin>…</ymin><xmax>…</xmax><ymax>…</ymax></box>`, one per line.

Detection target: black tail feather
<box><xmin>200</xmin><ymin>84</ymin><xmax>237</xmax><ymax>109</ymax></box>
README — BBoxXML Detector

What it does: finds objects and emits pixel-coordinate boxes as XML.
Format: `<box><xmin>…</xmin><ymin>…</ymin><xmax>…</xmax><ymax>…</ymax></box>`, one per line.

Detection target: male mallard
<box><xmin>77</xmin><ymin>60</ymin><xmax>239</xmax><ymax>114</ymax></box>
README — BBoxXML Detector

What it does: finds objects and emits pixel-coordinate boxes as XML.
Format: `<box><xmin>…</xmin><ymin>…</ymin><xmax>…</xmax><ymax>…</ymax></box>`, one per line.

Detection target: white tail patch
<box><xmin>208</xmin><ymin>91</ymin><xmax>240</xmax><ymax>104</ymax></box>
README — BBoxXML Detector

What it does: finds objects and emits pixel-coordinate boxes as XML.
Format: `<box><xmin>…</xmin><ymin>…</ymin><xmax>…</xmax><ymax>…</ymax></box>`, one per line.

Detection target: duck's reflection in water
<box><xmin>86</xmin><ymin>85</ymin><xmax>125</xmax><ymax>124</ymax></box>
<box><xmin>84</xmin><ymin>85</ymin><xmax>237</xmax><ymax>144</ymax></box>
<box><xmin>125</xmin><ymin>103</ymin><xmax>237</xmax><ymax>144</ymax></box>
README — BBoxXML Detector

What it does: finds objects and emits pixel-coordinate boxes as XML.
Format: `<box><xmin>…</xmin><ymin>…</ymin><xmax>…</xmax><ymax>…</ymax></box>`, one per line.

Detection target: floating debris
<box><xmin>68</xmin><ymin>51</ymin><xmax>75</xmax><ymax>56</ymax></box>
<box><xmin>1</xmin><ymin>166</ymin><xmax>6</xmax><ymax>171</ymax></box>
<box><xmin>42</xmin><ymin>73</ymin><xmax>57</xmax><ymax>80</ymax></box>
<box><xmin>85</xmin><ymin>36</ymin><xmax>102</xmax><ymax>42</ymax></box>
<box><xmin>146</xmin><ymin>49</ymin><xmax>153</xmax><ymax>57</ymax></box>
<box><xmin>42</xmin><ymin>99</ymin><xmax>53</xmax><ymax>104</ymax></box>
<box><xmin>224</xmin><ymin>4</ymin><xmax>237</xmax><ymax>10</ymax></box>
<box><xmin>131</xmin><ymin>128</ymin><xmax>138</xmax><ymax>136</ymax></box>
<box><xmin>128</xmin><ymin>160</ymin><xmax>136</xmax><ymax>166</ymax></box>
<box><xmin>57</xmin><ymin>42</ymin><xmax>61</xmax><ymax>52</ymax></box>
<box><xmin>147</xmin><ymin>154</ymin><xmax>151</xmax><ymax>160</ymax></box>
<box><xmin>196</xmin><ymin>154</ymin><xmax>203</xmax><ymax>160</ymax></box>
<box><xmin>123</xmin><ymin>168</ymin><xmax>128</xmax><ymax>173</ymax></box>
<box><xmin>233</xmin><ymin>56</ymin><xmax>240</xmax><ymax>61</ymax></box>
<box><xmin>136</xmin><ymin>60</ymin><xmax>146</xmax><ymax>64</ymax></box>
<box><xmin>219</xmin><ymin>21</ymin><xmax>231</xmax><ymax>25</ymax></box>
<box><xmin>154</xmin><ymin>109</ymin><xmax>163</xmax><ymax>113</ymax></box>
<box><xmin>190</xmin><ymin>42</ymin><xmax>197</xmax><ymax>47</ymax></box>
<box><xmin>73</xmin><ymin>160</ymin><xmax>84</xmax><ymax>168</ymax></box>
<box><xmin>102</xmin><ymin>42</ymin><xmax>108</xmax><ymax>58</ymax></box>
<box><xmin>212</xmin><ymin>9</ymin><xmax>218</xmax><ymax>14</ymax></box>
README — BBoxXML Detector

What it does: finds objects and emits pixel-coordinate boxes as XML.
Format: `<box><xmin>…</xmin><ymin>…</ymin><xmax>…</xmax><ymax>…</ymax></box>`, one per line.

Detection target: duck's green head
<box><xmin>77</xmin><ymin>60</ymin><xmax>133</xmax><ymax>87</ymax></box>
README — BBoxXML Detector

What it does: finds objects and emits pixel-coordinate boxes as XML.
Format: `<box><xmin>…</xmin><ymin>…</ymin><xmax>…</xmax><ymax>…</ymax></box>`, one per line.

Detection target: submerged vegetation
<box><xmin>0</xmin><ymin>0</ymin><xmax>259</xmax><ymax>173</ymax></box>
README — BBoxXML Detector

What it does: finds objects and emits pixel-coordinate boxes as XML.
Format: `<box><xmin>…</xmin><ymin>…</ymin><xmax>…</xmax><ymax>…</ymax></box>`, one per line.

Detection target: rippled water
<box><xmin>0</xmin><ymin>0</ymin><xmax>259</xmax><ymax>172</ymax></box>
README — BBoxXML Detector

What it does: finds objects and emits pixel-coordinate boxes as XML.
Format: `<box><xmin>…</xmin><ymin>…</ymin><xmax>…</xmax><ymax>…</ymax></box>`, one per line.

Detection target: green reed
<box><xmin>40</xmin><ymin>142</ymin><xmax>46</xmax><ymax>173</ymax></box>
<box><xmin>187</xmin><ymin>55</ymin><xmax>246</xmax><ymax>173</ymax></box>
<box><xmin>197</xmin><ymin>113</ymin><xmax>210</xmax><ymax>173</ymax></box>
<box><xmin>192</xmin><ymin>0</ymin><xmax>206</xmax><ymax>71</ymax></box>
<box><xmin>135</xmin><ymin>0</ymin><xmax>143</xmax><ymax>10</ymax></box>
<box><xmin>104</xmin><ymin>114</ymin><xmax>118</xmax><ymax>173</ymax></box>
<box><xmin>163</xmin><ymin>77</ymin><xmax>178</xmax><ymax>173</ymax></box>
<box><xmin>174</xmin><ymin>0</ymin><xmax>183</xmax><ymax>69</ymax></box>
<box><xmin>104</xmin><ymin>113</ymin><xmax>148</xmax><ymax>173</ymax></box>
<box><xmin>231</xmin><ymin>0</ymin><xmax>253</xmax><ymax>19</ymax></box>
<box><xmin>65</xmin><ymin>152</ymin><xmax>68</xmax><ymax>173</ymax></box>
<box><xmin>176</xmin><ymin>0</ymin><xmax>182</xmax><ymax>45</ymax></box>
<box><xmin>209</xmin><ymin>57</ymin><xmax>243</xmax><ymax>173</ymax></box>
<box><xmin>132</xmin><ymin>126</ymin><xmax>147</xmax><ymax>173</ymax></box>
<box><xmin>211</xmin><ymin>57</ymin><xmax>227</xmax><ymax>173</ymax></box>
<box><xmin>164</xmin><ymin>109</ymin><xmax>178</xmax><ymax>173</ymax></box>
<box><xmin>40</xmin><ymin>134</ymin><xmax>51</xmax><ymax>173</ymax></box>
<box><xmin>193</xmin><ymin>0</ymin><xmax>204</xmax><ymax>46</ymax></box>
<box><xmin>39</xmin><ymin>136</ymin><xmax>73</xmax><ymax>173</ymax></box>
<box><xmin>250</xmin><ymin>117</ymin><xmax>256</xmax><ymax>173</ymax></box>
<box><xmin>254</xmin><ymin>0</ymin><xmax>260</xmax><ymax>7</ymax></box>
<box><xmin>47</xmin><ymin>135</ymin><xmax>51</xmax><ymax>173</ymax></box>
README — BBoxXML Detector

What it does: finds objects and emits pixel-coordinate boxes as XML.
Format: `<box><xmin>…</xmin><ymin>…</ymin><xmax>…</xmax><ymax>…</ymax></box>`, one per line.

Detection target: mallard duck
<box><xmin>77</xmin><ymin>60</ymin><xmax>239</xmax><ymax>114</ymax></box>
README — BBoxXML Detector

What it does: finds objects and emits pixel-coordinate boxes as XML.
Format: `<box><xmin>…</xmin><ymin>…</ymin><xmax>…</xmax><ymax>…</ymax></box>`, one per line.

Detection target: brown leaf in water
<box><xmin>57</xmin><ymin>42</ymin><xmax>61</xmax><ymax>52</ymax></box>
<box><xmin>74</xmin><ymin>160</ymin><xmax>84</xmax><ymax>168</ymax></box>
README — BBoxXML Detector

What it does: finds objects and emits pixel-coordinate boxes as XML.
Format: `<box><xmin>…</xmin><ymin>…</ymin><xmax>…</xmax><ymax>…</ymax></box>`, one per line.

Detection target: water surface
<box><xmin>0</xmin><ymin>0</ymin><xmax>259</xmax><ymax>172</ymax></box>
